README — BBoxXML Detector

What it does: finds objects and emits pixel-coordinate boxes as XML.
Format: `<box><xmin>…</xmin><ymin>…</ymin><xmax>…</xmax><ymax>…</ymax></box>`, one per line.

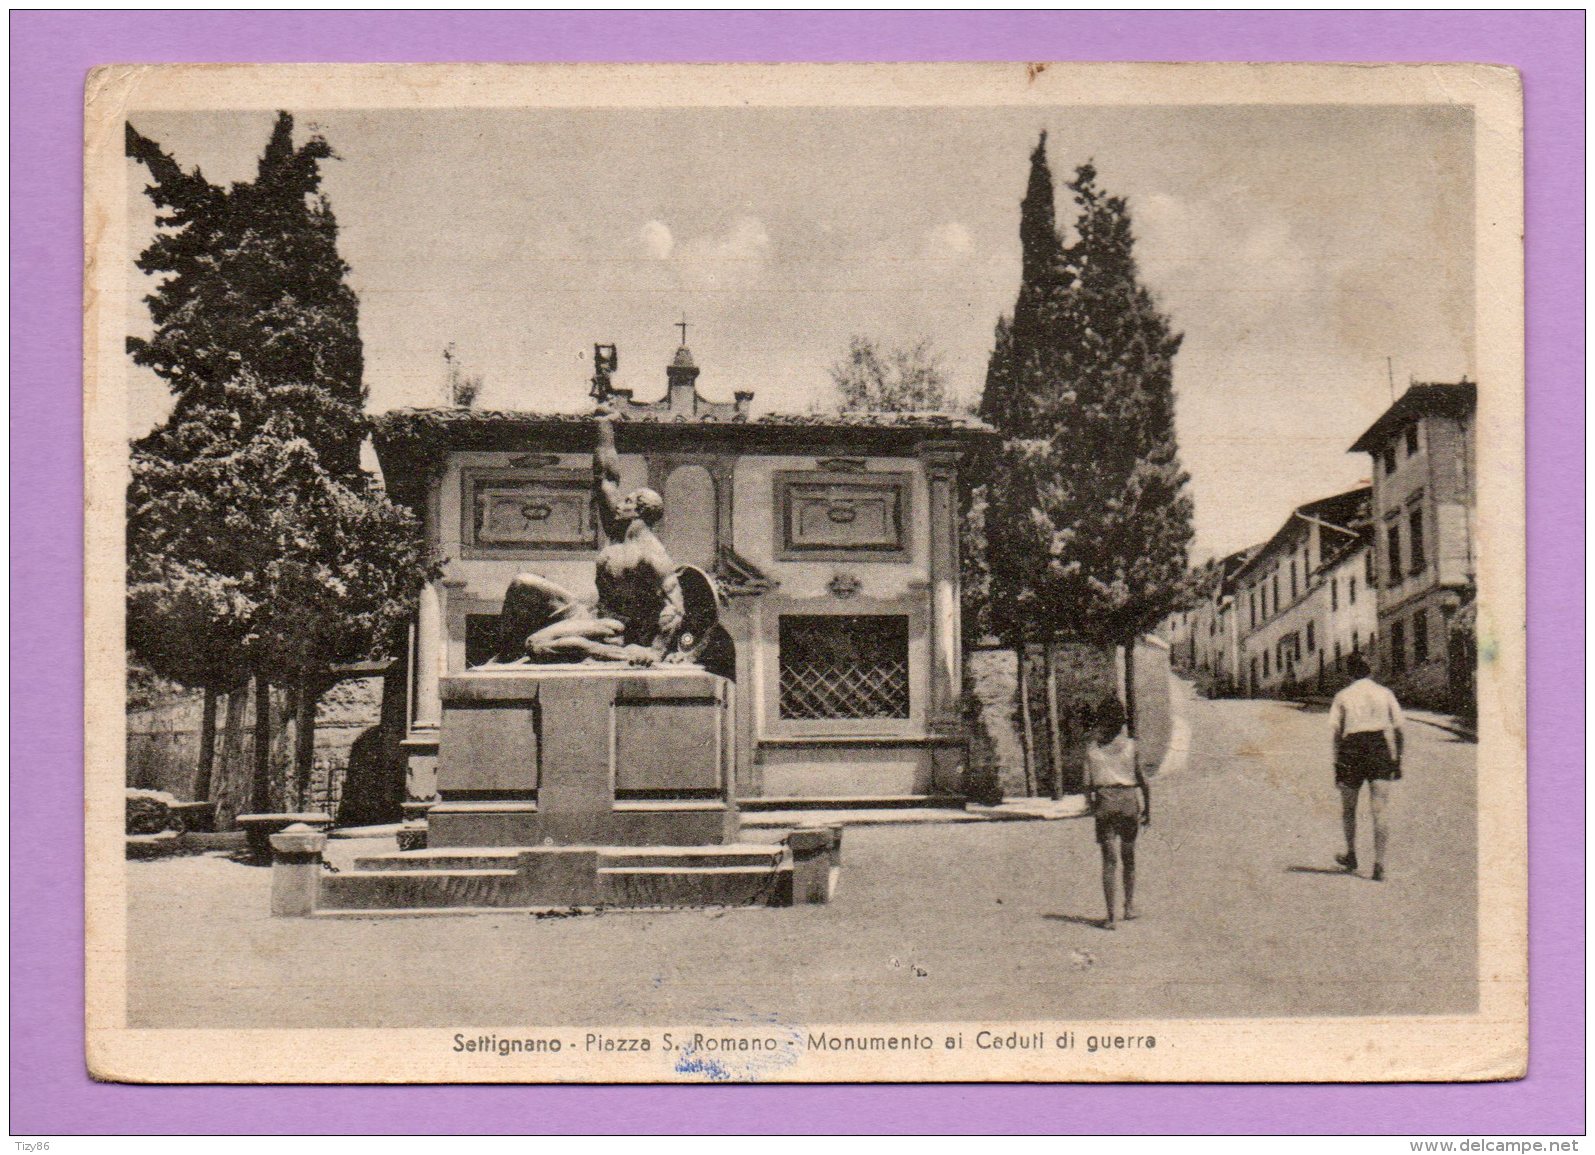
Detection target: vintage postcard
<box><xmin>84</xmin><ymin>61</ymin><xmax>1525</xmax><ymax>1084</ymax></box>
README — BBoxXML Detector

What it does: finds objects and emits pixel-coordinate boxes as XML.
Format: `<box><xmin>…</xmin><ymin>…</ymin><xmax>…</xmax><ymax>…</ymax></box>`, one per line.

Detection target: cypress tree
<box><xmin>980</xmin><ymin>133</ymin><xmax>1077</xmax><ymax>794</ymax></box>
<box><xmin>981</xmin><ymin>133</ymin><xmax>1078</xmax><ymax>647</ymax></box>
<box><xmin>128</xmin><ymin>112</ymin><xmax>365</xmax><ymax>475</ymax></box>
<box><xmin>1034</xmin><ymin>162</ymin><xmax>1193</xmax><ymax>645</ymax></box>
<box><xmin>982</xmin><ymin>141</ymin><xmax>1192</xmax><ymax>648</ymax></box>
<box><xmin>978</xmin><ymin>136</ymin><xmax>1193</xmax><ymax>794</ymax></box>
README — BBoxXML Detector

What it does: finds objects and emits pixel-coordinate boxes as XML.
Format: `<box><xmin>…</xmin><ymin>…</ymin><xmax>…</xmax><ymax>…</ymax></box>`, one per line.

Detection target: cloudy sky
<box><xmin>124</xmin><ymin>104</ymin><xmax>1474</xmax><ymax>560</ymax></box>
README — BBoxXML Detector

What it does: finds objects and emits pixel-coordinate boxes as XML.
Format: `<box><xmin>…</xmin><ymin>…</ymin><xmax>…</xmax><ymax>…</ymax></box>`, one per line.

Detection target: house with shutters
<box><xmin>1231</xmin><ymin>486</ymin><xmax>1377</xmax><ymax>699</ymax></box>
<box><xmin>1163</xmin><ymin>546</ymin><xmax>1256</xmax><ymax>698</ymax></box>
<box><xmin>372</xmin><ymin>340</ymin><xmax>996</xmax><ymax>808</ymax></box>
<box><xmin>1348</xmin><ymin>380</ymin><xmax>1477</xmax><ymax>709</ymax></box>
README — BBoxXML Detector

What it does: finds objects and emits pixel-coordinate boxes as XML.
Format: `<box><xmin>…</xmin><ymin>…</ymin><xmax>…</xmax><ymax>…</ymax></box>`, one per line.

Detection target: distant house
<box><xmin>1164</xmin><ymin>546</ymin><xmax>1255</xmax><ymax>697</ymax></box>
<box><xmin>1349</xmin><ymin>380</ymin><xmax>1477</xmax><ymax>709</ymax></box>
<box><xmin>372</xmin><ymin>342</ymin><xmax>996</xmax><ymax>807</ymax></box>
<box><xmin>1232</xmin><ymin>486</ymin><xmax>1377</xmax><ymax>699</ymax></box>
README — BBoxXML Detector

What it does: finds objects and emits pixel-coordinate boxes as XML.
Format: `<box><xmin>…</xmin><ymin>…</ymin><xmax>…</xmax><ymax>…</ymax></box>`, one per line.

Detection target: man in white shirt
<box><xmin>1328</xmin><ymin>652</ymin><xmax>1405</xmax><ymax>881</ymax></box>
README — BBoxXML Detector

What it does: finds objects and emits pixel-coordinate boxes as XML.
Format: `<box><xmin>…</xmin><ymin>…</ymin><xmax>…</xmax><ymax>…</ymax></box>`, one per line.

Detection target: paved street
<box><xmin>127</xmin><ymin>681</ymin><xmax>1477</xmax><ymax>1028</ymax></box>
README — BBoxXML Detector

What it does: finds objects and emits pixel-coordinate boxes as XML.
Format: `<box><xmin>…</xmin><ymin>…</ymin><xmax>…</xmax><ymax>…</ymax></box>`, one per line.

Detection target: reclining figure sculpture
<box><xmin>480</xmin><ymin>409</ymin><xmax>734</xmax><ymax>680</ymax></box>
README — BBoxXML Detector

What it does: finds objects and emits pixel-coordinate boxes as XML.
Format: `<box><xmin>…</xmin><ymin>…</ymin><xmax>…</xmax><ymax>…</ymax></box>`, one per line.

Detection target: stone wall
<box><xmin>1130</xmin><ymin>637</ymin><xmax>1172</xmax><ymax>775</ymax></box>
<box><xmin>126</xmin><ymin>677</ymin><xmax>387</xmax><ymax>824</ymax></box>
<box><xmin>1033</xmin><ymin>642</ymin><xmax>1120</xmax><ymax>795</ymax></box>
<box><xmin>964</xmin><ymin>648</ymin><xmax>1024</xmax><ymax>799</ymax></box>
<box><xmin>966</xmin><ymin>639</ymin><xmax>1172</xmax><ymax>797</ymax></box>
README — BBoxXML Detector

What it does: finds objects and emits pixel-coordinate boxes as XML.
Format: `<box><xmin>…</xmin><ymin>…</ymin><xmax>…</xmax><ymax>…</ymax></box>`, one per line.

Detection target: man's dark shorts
<box><xmin>1093</xmin><ymin>785</ymin><xmax>1142</xmax><ymax>844</ymax></box>
<box><xmin>1335</xmin><ymin>730</ymin><xmax>1402</xmax><ymax>789</ymax></box>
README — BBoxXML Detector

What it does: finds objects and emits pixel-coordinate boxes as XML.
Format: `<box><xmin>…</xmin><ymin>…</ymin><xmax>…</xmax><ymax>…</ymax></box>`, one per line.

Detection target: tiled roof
<box><xmin>1349</xmin><ymin>381</ymin><xmax>1477</xmax><ymax>454</ymax></box>
<box><xmin>374</xmin><ymin>408</ymin><xmax>988</xmax><ymax>440</ymax></box>
<box><xmin>373</xmin><ymin>405</ymin><xmax>992</xmax><ymax>434</ymax></box>
<box><xmin>1318</xmin><ymin>531</ymin><xmax>1370</xmax><ymax>572</ymax></box>
<box><xmin>1232</xmin><ymin>485</ymin><xmax>1371</xmax><ymax>581</ymax></box>
<box><xmin>1296</xmin><ymin>486</ymin><xmax>1372</xmax><ymax>529</ymax></box>
<box><xmin>370</xmin><ymin>406</ymin><xmax>996</xmax><ymax>498</ymax></box>
<box><xmin>1217</xmin><ymin>545</ymin><xmax>1263</xmax><ymax>594</ymax></box>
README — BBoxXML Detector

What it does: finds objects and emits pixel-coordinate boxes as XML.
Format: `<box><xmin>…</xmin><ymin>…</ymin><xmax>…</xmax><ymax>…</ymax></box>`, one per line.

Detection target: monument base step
<box><xmin>309</xmin><ymin>904</ymin><xmax>772</xmax><ymax>920</ymax></box>
<box><xmin>600</xmin><ymin>846</ymin><xmax>783</xmax><ymax>870</ymax></box>
<box><xmin>321</xmin><ymin>842</ymin><xmax>794</xmax><ymax>913</ymax></box>
<box><xmin>281</xmin><ymin>827</ymin><xmax>841</xmax><ymax>918</ymax></box>
<box><xmin>598</xmin><ymin>864</ymin><xmax>783</xmax><ymax>908</ymax></box>
<box><xmin>353</xmin><ymin>844</ymin><xmax>784</xmax><ymax>873</ymax></box>
<box><xmin>426</xmin><ymin>801</ymin><xmax>738</xmax><ymax>848</ymax></box>
<box><xmin>320</xmin><ymin>868</ymin><xmax>525</xmax><ymax>910</ymax></box>
<box><xmin>741</xmin><ymin>794</ymin><xmax>964</xmax><ymax>812</ymax></box>
<box><xmin>353</xmin><ymin>849</ymin><xmax>528</xmax><ymax>872</ymax></box>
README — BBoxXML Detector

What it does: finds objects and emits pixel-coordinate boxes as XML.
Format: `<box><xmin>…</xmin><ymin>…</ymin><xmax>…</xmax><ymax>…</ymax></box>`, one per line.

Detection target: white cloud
<box><xmin>672</xmin><ymin>215</ymin><xmax>772</xmax><ymax>290</ymax></box>
<box><xmin>1132</xmin><ymin>193</ymin><xmax>1189</xmax><ymax>256</ymax></box>
<box><xmin>1136</xmin><ymin>188</ymin><xmax>1317</xmax><ymax>294</ymax></box>
<box><xmin>639</xmin><ymin>219</ymin><xmax>674</xmax><ymax>260</ymax></box>
<box><xmin>924</xmin><ymin>220</ymin><xmax>974</xmax><ymax>260</ymax></box>
<box><xmin>687</xmin><ymin>215</ymin><xmax>771</xmax><ymax>264</ymax></box>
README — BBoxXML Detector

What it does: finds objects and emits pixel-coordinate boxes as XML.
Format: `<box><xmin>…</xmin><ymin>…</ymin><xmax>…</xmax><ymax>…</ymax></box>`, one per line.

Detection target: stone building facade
<box><xmin>1164</xmin><ymin>547</ymin><xmax>1253</xmax><ymax>697</ymax></box>
<box><xmin>373</xmin><ymin>344</ymin><xmax>996</xmax><ymax>805</ymax></box>
<box><xmin>1349</xmin><ymin>381</ymin><xmax>1477</xmax><ymax>709</ymax></box>
<box><xmin>1231</xmin><ymin>487</ymin><xmax>1377</xmax><ymax>699</ymax></box>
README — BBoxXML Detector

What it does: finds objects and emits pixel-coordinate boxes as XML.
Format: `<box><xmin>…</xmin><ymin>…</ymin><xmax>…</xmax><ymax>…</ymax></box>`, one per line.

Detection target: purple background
<box><xmin>12</xmin><ymin>11</ymin><xmax>1582</xmax><ymax>1136</ymax></box>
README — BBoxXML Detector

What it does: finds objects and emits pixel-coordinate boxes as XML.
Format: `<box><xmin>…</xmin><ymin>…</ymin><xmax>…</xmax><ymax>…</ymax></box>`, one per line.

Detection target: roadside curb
<box><xmin>746</xmin><ymin>799</ymin><xmax>1092</xmax><ymax>828</ymax></box>
<box><xmin>1291</xmin><ymin>696</ymin><xmax>1476</xmax><ymax>743</ymax></box>
<box><xmin>1405</xmin><ymin>713</ymin><xmax>1478</xmax><ymax>743</ymax></box>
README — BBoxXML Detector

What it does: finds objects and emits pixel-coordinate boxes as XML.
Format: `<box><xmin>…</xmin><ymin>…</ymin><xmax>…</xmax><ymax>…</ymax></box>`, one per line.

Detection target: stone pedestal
<box><xmin>782</xmin><ymin>825</ymin><xmax>843</xmax><ymax>905</ymax></box>
<box><xmin>268</xmin><ymin>823</ymin><xmax>328</xmax><ymax>917</ymax></box>
<box><xmin>294</xmin><ymin>665</ymin><xmax>832</xmax><ymax>915</ymax></box>
<box><xmin>427</xmin><ymin>666</ymin><xmax>737</xmax><ymax>848</ymax></box>
<box><xmin>238</xmin><ymin>811</ymin><xmax>332</xmax><ymax>863</ymax></box>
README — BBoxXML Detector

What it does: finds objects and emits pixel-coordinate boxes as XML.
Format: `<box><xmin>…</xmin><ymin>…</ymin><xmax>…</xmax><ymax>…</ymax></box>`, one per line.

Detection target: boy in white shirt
<box><xmin>1083</xmin><ymin>697</ymin><xmax>1151</xmax><ymax>930</ymax></box>
<box><xmin>1328</xmin><ymin>653</ymin><xmax>1405</xmax><ymax>881</ymax></box>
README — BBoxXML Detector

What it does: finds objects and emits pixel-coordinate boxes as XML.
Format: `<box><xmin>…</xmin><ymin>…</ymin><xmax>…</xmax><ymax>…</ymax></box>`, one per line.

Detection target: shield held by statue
<box><xmin>670</xmin><ymin>563</ymin><xmax>736</xmax><ymax>682</ymax></box>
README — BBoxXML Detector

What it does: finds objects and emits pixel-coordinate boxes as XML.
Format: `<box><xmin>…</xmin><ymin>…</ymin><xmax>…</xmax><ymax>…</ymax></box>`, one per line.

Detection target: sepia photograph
<box><xmin>82</xmin><ymin>61</ymin><xmax>1526</xmax><ymax>1085</ymax></box>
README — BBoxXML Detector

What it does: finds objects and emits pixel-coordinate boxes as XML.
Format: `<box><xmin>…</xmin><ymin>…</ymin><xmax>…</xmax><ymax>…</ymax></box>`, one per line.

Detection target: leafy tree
<box><xmin>828</xmin><ymin>335</ymin><xmax>951</xmax><ymax>412</ymax></box>
<box><xmin>126</xmin><ymin>114</ymin><xmax>436</xmax><ymax>814</ymax></box>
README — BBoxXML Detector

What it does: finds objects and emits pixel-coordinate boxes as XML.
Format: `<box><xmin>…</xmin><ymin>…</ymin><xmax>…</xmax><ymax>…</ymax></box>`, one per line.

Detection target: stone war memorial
<box><xmin>270</xmin><ymin>339</ymin><xmax>995</xmax><ymax>916</ymax></box>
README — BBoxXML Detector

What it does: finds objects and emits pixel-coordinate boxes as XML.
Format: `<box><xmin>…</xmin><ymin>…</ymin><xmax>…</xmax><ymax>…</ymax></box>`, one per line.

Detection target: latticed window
<box><xmin>778</xmin><ymin>615</ymin><xmax>909</xmax><ymax>721</ymax></box>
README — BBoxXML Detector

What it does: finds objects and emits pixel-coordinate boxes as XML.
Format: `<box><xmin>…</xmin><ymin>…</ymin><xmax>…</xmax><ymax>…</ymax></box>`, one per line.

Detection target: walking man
<box><xmin>1329</xmin><ymin>652</ymin><xmax>1405</xmax><ymax>881</ymax></box>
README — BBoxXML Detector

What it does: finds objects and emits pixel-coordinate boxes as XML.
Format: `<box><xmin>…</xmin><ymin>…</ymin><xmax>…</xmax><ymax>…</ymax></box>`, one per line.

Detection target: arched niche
<box><xmin>660</xmin><ymin>463</ymin><xmax>717</xmax><ymax>570</ymax></box>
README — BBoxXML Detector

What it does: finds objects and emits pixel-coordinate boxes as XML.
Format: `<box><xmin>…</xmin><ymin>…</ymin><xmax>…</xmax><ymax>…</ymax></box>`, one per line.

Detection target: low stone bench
<box><xmin>237</xmin><ymin>812</ymin><xmax>332</xmax><ymax>862</ymax></box>
<box><xmin>167</xmin><ymin>801</ymin><xmax>217</xmax><ymax>833</ymax></box>
<box><xmin>126</xmin><ymin>830</ymin><xmax>182</xmax><ymax>860</ymax></box>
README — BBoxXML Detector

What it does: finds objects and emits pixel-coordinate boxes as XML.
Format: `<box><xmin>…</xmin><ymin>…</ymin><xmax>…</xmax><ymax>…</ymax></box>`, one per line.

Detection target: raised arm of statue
<box><xmin>592</xmin><ymin>412</ymin><xmax>626</xmax><ymax>540</ymax></box>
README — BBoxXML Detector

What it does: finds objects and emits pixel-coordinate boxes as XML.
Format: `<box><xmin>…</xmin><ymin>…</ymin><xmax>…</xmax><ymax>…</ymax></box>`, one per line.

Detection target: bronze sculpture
<box><xmin>590</xmin><ymin>408</ymin><xmax>684</xmax><ymax>652</ymax></box>
<box><xmin>482</xmin><ymin>410</ymin><xmax>732</xmax><ymax>678</ymax></box>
